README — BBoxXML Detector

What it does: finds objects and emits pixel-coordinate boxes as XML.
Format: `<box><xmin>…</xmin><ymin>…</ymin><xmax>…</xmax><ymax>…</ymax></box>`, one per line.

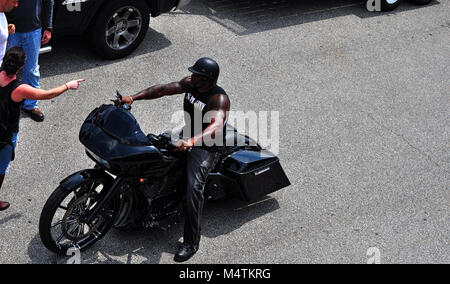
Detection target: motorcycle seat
<box><xmin>224</xmin><ymin>124</ymin><xmax>258</xmax><ymax>148</ymax></box>
<box><xmin>158</xmin><ymin>125</ymin><xmax>258</xmax><ymax>150</ymax></box>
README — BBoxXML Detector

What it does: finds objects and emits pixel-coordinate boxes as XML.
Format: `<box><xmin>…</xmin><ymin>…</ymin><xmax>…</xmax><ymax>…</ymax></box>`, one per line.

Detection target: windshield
<box><xmin>92</xmin><ymin>105</ymin><xmax>149</xmax><ymax>145</ymax></box>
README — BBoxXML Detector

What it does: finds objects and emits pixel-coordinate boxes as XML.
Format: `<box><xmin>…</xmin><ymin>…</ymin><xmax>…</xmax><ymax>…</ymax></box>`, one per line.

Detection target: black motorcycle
<box><xmin>39</xmin><ymin>92</ymin><xmax>291</xmax><ymax>255</ymax></box>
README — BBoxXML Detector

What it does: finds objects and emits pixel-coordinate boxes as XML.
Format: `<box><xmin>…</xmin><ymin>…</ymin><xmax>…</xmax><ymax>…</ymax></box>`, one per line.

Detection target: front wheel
<box><xmin>39</xmin><ymin>177</ymin><xmax>118</xmax><ymax>256</ymax></box>
<box><xmin>89</xmin><ymin>0</ymin><xmax>150</xmax><ymax>59</ymax></box>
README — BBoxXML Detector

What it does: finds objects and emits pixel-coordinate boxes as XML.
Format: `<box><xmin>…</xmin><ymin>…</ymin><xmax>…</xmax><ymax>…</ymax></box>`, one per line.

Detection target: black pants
<box><xmin>184</xmin><ymin>147</ymin><xmax>220</xmax><ymax>248</ymax></box>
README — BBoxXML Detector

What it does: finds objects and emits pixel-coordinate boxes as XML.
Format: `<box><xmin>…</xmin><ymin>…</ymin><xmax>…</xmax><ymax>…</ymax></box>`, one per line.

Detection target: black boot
<box><xmin>174</xmin><ymin>243</ymin><xmax>198</xmax><ymax>263</ymax></box>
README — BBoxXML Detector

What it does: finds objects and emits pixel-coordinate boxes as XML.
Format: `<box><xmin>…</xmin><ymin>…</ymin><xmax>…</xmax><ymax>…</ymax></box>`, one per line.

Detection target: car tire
<box><xmin>89</xmin><ymin>0</ymin><xmax>150</xmax><ymax>59</ymax></box>
<box><xmin>380</xmin><ymin>0</ymin><xmax>401</xmax><ymax>11</ymax></box>
<box><xmin>408</xmin><ymin>0</ymin><xmax>432</xmax><ymax>4</ymax></box>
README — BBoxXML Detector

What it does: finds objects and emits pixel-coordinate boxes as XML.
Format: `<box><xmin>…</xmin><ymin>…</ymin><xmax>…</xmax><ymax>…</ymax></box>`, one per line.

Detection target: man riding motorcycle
<box><xmin>118</xmin><ymin>57</ymin><xmax>230</xmax><ymax>262</ymax></box>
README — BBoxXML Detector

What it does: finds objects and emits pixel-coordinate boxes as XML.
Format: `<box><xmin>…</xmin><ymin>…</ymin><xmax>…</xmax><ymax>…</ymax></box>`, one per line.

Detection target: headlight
<box><xmin>86</xmin><ymin>148</ymin><xmax>110</xmax><ymax>169</ymax></box>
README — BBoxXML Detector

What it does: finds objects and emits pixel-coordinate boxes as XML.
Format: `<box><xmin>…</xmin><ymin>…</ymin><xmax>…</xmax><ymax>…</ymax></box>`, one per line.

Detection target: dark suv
<box><xmin>51</xmin><ymin>0</ymin><xmax>190</xmax><ymax>59</ymax></box>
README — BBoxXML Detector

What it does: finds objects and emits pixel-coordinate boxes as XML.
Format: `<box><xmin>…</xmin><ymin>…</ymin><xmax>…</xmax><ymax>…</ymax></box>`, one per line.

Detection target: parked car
<box><xmin>49</xmin><ymin>0</ymin><xmax>190</xmax><ymax>59</ymax></box>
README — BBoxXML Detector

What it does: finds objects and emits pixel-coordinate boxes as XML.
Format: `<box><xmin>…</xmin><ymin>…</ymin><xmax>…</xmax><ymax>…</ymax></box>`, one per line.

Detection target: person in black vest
<box><xmin>0</xmin><ymin>47</ymin><xmax>84</xmax><ymax>211</ymax></box>
<box><xmin>117</xmin><ymin>57</ymin><xmax>230</xmax><ymax>262</ymax></box>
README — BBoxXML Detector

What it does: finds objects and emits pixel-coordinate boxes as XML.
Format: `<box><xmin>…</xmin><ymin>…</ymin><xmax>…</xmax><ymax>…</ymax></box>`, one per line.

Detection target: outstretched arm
<box><xmin>120</xmin><ymin>77</ymin><xmax>191</xmax><ymax>105</ymax></box>
<box><xmin>11</xmin><ymin>79</ymin><xmax>84</xmax><ymax>102</ymax></box>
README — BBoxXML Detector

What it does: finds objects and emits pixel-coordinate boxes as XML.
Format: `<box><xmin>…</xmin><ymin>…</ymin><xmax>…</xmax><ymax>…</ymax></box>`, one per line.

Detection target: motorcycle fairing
<box><xmin>79</xmin><ymin>105</ymin><xmax>175</xmax><ymax>175</ymax></box>
<box><xmin>86</xmin><ymin>104</ymin><xmax>149</xmax><ymax>145</ymax></box>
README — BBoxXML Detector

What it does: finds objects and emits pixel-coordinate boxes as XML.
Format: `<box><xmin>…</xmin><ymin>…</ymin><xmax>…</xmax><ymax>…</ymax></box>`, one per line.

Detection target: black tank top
<box><xmin>0</xmin><ymin>79</ymin><xmax>24</xmax><ymax>141</ymax></box>
<box><xmin>183</xmin><ymin>84</ymin><xmax>228</xmax><ymax>151</ymax></box>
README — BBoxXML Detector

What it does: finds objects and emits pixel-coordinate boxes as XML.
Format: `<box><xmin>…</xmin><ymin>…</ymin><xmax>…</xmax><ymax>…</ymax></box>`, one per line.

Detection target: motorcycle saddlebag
<box><xmin>221</xmin><ymin>150</ymin><xmax>290</xmax><ymax>202</ymax></box>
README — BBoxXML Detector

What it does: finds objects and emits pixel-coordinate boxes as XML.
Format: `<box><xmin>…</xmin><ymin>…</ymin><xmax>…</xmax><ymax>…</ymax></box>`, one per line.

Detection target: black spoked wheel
<box><xmin>39</xmin><ymin>179</ymin><xmax>118</xmax><ymax>256</ymax></box>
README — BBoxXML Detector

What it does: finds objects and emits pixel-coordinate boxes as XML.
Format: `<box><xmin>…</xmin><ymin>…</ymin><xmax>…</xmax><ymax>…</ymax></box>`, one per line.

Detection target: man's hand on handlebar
<box><xmin>112</xmin><ymin>95</ymin><xmax>133</xmax><ymax>106</ymax></box>
<box><xmin>176</xmin><ymin>139</ymin><xmax>194</xmax><ymax>152</ymax></box>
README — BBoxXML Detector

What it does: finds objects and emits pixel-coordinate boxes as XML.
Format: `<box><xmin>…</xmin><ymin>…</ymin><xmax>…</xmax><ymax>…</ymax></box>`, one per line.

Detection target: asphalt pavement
<box><xmin>0</xmin><ymin>0</ymin><xmax>448</xmax><ymax>264</ymax></box>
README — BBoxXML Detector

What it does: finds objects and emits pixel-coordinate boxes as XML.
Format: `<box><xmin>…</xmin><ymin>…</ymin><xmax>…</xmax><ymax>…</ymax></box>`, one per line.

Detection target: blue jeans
<box><xmin>7</xmin><ymin>28</ymin><xmax>41</xmax><ymax>110</ymax></box>
<box><xmin>0</xmin><ymin>133</ymin><xmax>18</xmax><ymax>175</ymax></box>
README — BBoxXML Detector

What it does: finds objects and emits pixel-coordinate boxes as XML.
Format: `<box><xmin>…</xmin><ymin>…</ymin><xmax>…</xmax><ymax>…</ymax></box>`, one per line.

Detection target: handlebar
<box><xmin>147</xmin><ymin>132</ymin><xmax>193</xmax><ymax>154</ymax></box>
<box><xmin>147</xmin><ymin>133</ymin><xmax>177</xmax><ymax>152</ymax></box>
<box><xmin>112</xmin><ymin>90</ymin><xmax>131</xmax><ymax>111</ymax></box>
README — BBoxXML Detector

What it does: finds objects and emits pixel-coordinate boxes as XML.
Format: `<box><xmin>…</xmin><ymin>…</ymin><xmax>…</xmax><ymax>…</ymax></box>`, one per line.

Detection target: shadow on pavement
<box><xmin>179</xmin><ymin>0</ymin><xmax>440</xmax><ymax>35</ymax></box>
<box><xmin>35</xmin><ymin>0</ymin><xmax>439</xmax><ymax>78</ymax></box>
<box><xmin>0</xmin><ymin>213</ymin><xmax>23</xmax><ymax>227</ymax></box>
<box><xmin>38</xmin><ymin>28</ymin><xmax>172</xmax><ymax>78</ymax></box>
<box><xmin>26</xmin><ymin>196</ymin><xmax>279</xmax><ymax>263</ymax></box>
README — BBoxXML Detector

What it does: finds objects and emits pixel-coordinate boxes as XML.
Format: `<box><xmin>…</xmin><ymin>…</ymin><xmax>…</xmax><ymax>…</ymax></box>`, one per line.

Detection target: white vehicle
<box><xmin>375</xmin><ymin>0</ymin><xmax>432</xmax><ymax>11</ymax></box>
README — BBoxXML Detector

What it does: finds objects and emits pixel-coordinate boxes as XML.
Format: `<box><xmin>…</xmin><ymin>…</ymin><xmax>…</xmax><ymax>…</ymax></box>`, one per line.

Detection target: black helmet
<box><xmin>188</xmin><ymin>57</ymin><xmax>220</xmax><ymax>82</ymax></box>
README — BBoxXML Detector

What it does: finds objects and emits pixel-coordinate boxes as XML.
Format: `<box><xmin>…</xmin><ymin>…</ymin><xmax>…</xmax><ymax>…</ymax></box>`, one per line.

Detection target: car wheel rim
<box><xmin>105</xmin><ymin>6</ymin><xmax>142</xmax><ymax>51</ymax></box>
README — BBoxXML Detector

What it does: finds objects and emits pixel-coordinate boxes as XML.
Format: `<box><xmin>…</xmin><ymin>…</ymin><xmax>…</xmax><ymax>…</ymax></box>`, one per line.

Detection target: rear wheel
<box><xmin>39</xmin><ymin>178</ymin><xmax>118</xmax><ymax>255</ymax></box>
<box><xmin>89</xmin><ymin>0</ymin><xmax>150</xmax><ymax>59</ymax></box>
